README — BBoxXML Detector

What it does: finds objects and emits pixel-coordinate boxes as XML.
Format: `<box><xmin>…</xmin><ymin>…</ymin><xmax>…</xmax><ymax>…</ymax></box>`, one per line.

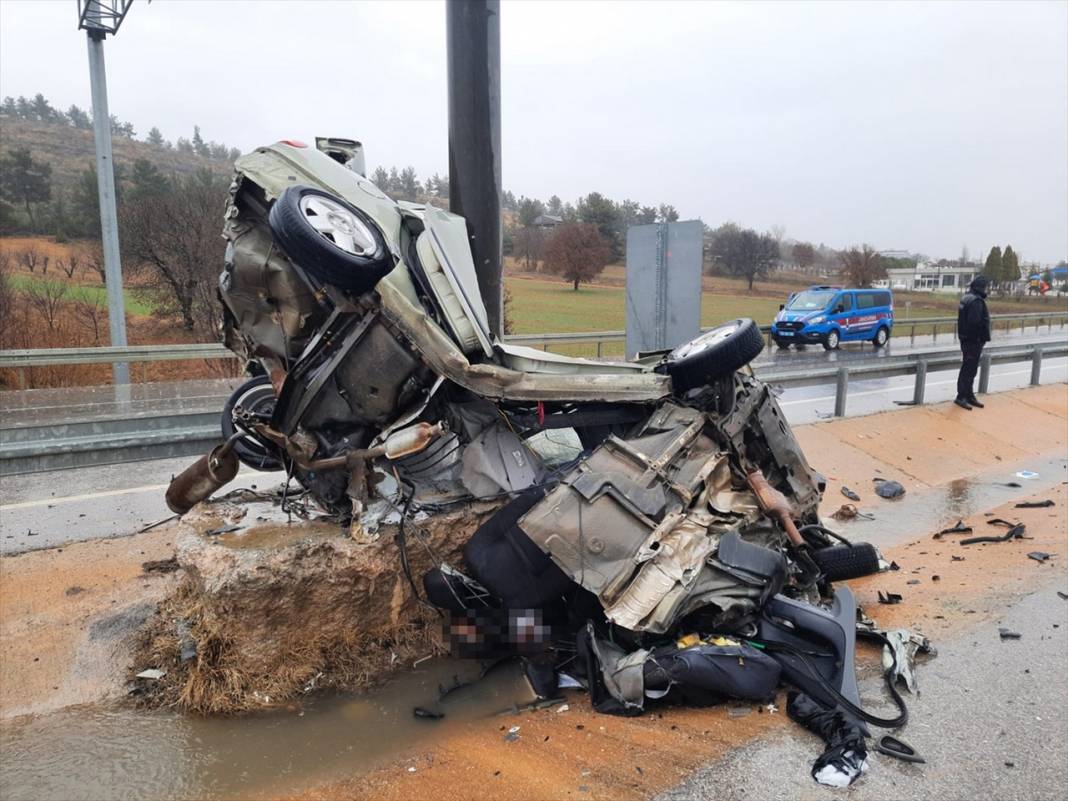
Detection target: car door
<box><xmin>831</xmin><ymin>292</ymin><xmax>854</xmax><ymax>338</ymax></box>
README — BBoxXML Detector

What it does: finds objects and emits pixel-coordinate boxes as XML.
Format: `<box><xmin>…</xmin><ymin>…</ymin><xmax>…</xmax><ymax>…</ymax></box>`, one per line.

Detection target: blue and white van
<box><xmin>771</xmin><ymin>286</ymin><xmax>894</xmax><ymax>350</ymax></box>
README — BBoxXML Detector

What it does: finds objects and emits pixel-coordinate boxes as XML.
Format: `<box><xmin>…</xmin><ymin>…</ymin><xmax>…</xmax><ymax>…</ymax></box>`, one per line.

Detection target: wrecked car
<box><xmin>165</xmin><ymin>138</ymin><xmax>914</xmax><ymax>784</ymax></box>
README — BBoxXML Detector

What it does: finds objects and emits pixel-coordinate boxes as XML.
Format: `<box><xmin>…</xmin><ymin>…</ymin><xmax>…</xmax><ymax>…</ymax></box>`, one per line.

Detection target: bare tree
<box><xmin>83</xmin><ymin>242</ymin><xmax>106</xmax><ymax>284</ymax></box>
<box><xmin>16</xmin><ymin>244</ymin><xmax>42</xmax><ymax>273</ymax></box>
<box><xmin>792</xmin><ymin>242</ymin><xmax>817</xmax><ymax>273</ymax></box>
<box><xmin>838</xmin><ymin>245</ymin><xmax>886</xmax><ymax>287</ymax></box>
<box><xmin>121</xmin><ymin>169</ymin><xmax>229</xmax><ymax>335</ymax></box>
<box><xmin>26</xmin><ymin>279</ymin><xmax>68</xmax><ymax>331</ymax></box>
<box><xmin>543</xmin><ymin>223</ymin><xmax>611</xmax><ymax>290</ymax></box>
<box><xmin>60</xmin><ymin>249</ymin><xmax>81</xmax><ymax>279</ymax></box>
<box><xmin>71</xmin><ymin>289</ymin><xmax>107</xmax><ymax>345</ymax></box>
<box><xmin>710</xmin><ymin>226</ymin><xmax>779</xmax><ymax>290</ymax></box>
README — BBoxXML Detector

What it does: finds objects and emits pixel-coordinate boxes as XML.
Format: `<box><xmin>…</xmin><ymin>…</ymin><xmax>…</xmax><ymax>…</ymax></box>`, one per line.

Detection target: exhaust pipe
<box><xmin>165</xmin><ymin>434</ymin><xmax>242</xmax><ymax>515</ymax></box>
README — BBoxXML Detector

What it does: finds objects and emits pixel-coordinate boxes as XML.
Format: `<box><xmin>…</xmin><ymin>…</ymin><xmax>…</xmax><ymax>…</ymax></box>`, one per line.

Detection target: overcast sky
<box><xmin>1</xmin><ymin>0</ymin><xmax>1065</xmax><ymax>264</ymax></box>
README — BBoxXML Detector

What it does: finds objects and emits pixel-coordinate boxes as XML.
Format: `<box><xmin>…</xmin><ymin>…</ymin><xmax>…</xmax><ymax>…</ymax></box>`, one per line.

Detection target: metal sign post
<box><xmin>79</xmin><ymin>1</ymin><xmax>134</xmax><ymax>385</ymax></box>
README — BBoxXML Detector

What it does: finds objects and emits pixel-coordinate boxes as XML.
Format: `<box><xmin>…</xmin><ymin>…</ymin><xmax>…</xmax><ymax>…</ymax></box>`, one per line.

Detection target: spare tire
<box><xmin>268</xmin><ymin>185</ymin><xmax>392</xmax><ymax>292</ymax></box>
<box><xmin>221</xmin><ymin>375</ymin><xmax>286</xmax><ymax>472</ymax></box>
<box><xmin>660</xmin><ymin>318</ymin><xmax>765</xmax><ymax>393</ymax></box>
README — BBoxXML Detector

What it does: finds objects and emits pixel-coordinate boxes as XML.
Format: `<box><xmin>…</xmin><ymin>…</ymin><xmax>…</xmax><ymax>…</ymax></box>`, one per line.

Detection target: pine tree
<box><xmin>67</xmin><ymin>104</ymin><xmax>91</xmax><ymax>129</ymax></box>
<box><xmin>982</xmin><ymin>246</ymin><xmax>1002</xmax><ymax>283</ymax></box>
<box><xmin>146</xmin><ymin>126</ymin><xmax>165</xmax><ymax>146</ymax></box>
<box><xmin>192</xmin><ymin>125</ymin><xmax>210</xmax><ymax>157</ymax></box>
<box><xmin>371</xmin><ymin>167</ymin><xmax>389</xmax><ymax>189</ymax></box>
<box><xmin>1001</xmin><ymin>245</ymin><xmax>1019</xmax><ymax>285</ymax></box>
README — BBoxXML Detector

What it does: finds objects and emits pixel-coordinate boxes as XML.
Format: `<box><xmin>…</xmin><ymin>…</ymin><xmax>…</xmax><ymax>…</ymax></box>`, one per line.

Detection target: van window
<box><xmin>856</xmin><ymin>293</ymin><xmax>876</xmax><ymax>310</ymax></box>
<box><xmin>876</xmin><ymin>291</ymin><xmax>892</xmax><ymax>307</ymax></box>
<box><xmin>834</xmin><ymin>293</ymin><xmax>853</xmax><ymax>312</ymax></box>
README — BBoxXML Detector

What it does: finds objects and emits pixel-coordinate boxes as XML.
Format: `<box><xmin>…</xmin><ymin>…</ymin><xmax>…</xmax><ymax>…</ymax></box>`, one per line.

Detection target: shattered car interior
<box><xmin>165</xmin><ymin>138</ymin><xmax>928</xmax><ymax>785</ymax></box>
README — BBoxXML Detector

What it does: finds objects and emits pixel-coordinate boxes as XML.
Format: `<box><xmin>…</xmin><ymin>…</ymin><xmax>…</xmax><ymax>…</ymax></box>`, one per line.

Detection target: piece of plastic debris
<box><xmin>504</xmin><ymin>725</ymin><xmax>521</xmax><ymax>742</ymax></box>
<box><xmin>998</xmin><ymin>628</ymin><xmax>1021</xmax><ymax>640</ymax></box>
<box><xmin>205</xmin><ymin>524</ymin><xmax>241</xmax><ymax>536</ymax></box>
<box><xmin>840</xmin><ymin>486</ymin><xmax>861</xmax><ymax>502</ymax></box>
<box><xmin>413</xmin><ymin>706</ymin><xmax>444</xmax><ymax>720</ymax></box>
<box><xmin>1015</xmin><ymin>471</ymin><xmax>1039</xmax><ymax>480</ymax></box>
<box><xmin>1027</xmin><ymin>552</ymin><xmax>1052</xmax><ymax>563</ymax></box>
<box><xmin>787</xmin><ymin>692</ymin><xmax>868</xmax><ymax>787</ymax></box>
<box><xmin>1015</xmin><ymin>499</ymin><xmax>1054</xmax><ymax>508</ymax></box>
<box><xmin>873</xmin><ymin>478</ymin><xmax>906</xmax><ymax>499</ymax></box>
<box><xmin>961</xmin><ymin>523</ymin><xmax>1026</xmax><ymax>546</ymax></box>
<box><xmin>934</xmin><ymin>520</ymin><xmax>973</xmax><ymax>539</ymax></box>
<box><xmin>136</xmin><ymin>669</ymin><xmax>166</xmax><ymax>680</ymax></box>
<box><xmin>997</xmin><ymin>482</ymin><xmax>1023</xmax><ymax>488</ymax></box>
<box><xmin>874</xmin><ymin>735</ymin><xmax>925</xmax><ymax>764</ymax></box>
<box><xmin>1058</xmin><ymin>592</ymin><xmax>1068</xmax><ymax>601</ymax></box>
<box><xmin>889</xmin><ymin>561</ymin><xmax>901</xmax><ymax>571</ymax></box>
<box><xmin>557</xmin><ymin>703</ymin><xmax>570</xmax><ymax>713</ymax></box>
<box><xmin>728</xmin><ymin>706</ymin><xmax>752</xmax><ymax>718</ymax></box>
<box><xmin>878</xmin><ymin>591</ymin><xmax>903</xmax><ymax>605</ymax></box>
<box><xmin>907</xmin><ymin>579</ymin><xmax>920</xmax><ymax>585</ymax></box>
<box><xmin>557</xmin><ymin>673</ymin><xmax>582</xmax><ymax>689</ymax></box>
<box><xmin>407</xmin><ymin>766</ymin><xmax>417</xmax><ymax>773</ymax></box>
<box><xmin>882</xmin><ymin>630</ymin><xmax>935</xmax><ymax>694</ymax></box>
<box><xmin>952</xmin><ymin>556</ymin><xmax>966</xmax><ymax>562</ymax></box>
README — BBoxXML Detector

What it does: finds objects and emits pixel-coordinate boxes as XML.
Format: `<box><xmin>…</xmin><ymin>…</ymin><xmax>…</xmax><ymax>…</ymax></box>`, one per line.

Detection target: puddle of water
<box><xmin>831</xmin><ymin>455</ymin><xmax>1068</xmax><ymax>547</ymax></box>
<box><xmin>0</xmin><ymin>658</ymin><xmax>535</xmax><ymax>801</ymax></box>
<box><xmin>214</xmin><ymin>521</ymin><xmax>340</xmax><ymax>550</ymax></box>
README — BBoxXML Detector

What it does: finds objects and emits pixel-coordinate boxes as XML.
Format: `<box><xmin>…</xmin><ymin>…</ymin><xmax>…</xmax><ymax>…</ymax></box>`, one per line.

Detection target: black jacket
<box><xmin>958</xmin><ymin>288</ymin><xmax>990</xmax><ymax>343</ymax></box>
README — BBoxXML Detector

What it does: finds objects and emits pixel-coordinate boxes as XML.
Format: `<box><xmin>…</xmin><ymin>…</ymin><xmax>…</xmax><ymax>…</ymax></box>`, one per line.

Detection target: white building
<box><xmin>875</xmin><ymin>262</ymin><xmax>979</xmax><ymax>293</ymax></box>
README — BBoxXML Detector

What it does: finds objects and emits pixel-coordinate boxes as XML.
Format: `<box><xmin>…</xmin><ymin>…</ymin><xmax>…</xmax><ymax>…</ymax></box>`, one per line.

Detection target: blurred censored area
<box><xmin>445</xmin><ymin>608</ymin><xmax>553</xmax><ymax>659</ymax></box>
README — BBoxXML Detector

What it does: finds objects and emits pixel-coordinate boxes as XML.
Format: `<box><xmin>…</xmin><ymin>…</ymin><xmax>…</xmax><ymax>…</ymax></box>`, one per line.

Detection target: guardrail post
<box><xmin>932</xmin><ymin>323</ymin><xmax>937</xmax><ymax>343</ymax></box>
<box><xmin>596</xmin><ymin>340</ymin><xmax>603</xmax><ymax>358</ymax></box>
<box><xmin>1030</xmin><ymin>346</ymin><xmax>1043</xmax><ymax>386</ymax></box>
<box><xmin>978</xmin><ymin>352</ymin><xmax>992</xmax><ymax>394</ymax></box>
<box><xmin>834</xmin><ymin>367</ymin><xmax>849</xmax><ymax>417</ymax></box>
<box><xmin>913</xmin><ymin>360</ymin><xmax>927</xmax><ymax>405</ymax></box>
<box><xmin>18</xmin><ymin>368</ymin><xmax>27</xmax><ymax>390</ymax></box>
<box><xmin>910</xmin><ymin>322</ymin><xmax>916</xmax><ymax>345</ymax></box>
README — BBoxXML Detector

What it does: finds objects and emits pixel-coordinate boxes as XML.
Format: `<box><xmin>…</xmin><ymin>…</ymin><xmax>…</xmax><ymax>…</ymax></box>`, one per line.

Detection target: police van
<box><xmin>771</xmin><ymin>286</ymin><xmax>894</xmax><ymax>350</ymax></box>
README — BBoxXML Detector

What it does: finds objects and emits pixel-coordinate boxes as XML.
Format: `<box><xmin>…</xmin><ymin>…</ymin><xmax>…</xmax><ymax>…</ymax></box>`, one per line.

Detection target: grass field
<box><xmin>9</xmin><ymin>274</ymin><xmax>159</xmax><ymax>317</ymax></box>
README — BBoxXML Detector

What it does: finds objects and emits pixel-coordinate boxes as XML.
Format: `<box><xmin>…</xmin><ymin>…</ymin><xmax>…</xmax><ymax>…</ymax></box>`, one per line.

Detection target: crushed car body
<box><xmin>163</xmin><ymin>138</ymin><xmax>924</xmax><ymax>784</ymax></box>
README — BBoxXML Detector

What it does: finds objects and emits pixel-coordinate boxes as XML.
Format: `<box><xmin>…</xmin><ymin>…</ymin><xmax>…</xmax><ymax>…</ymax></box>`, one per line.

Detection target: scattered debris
<box><xmin>998</xmin><ymin>629</ymin><xmax>1022</xmax><ymax>640</ymax></box>
<box><xmin>556</xmin><ymin>703</ymin><xmax>570</xmax><ymax>713</ymax></box>
<box><xmin>932</xmin><ymin>575</ymin><xmax>940</xmax><ymax>581</ymax></box>
<box><xmin>64</xmin><ymin>586</ymin><xmax>85</xmax><ymax>597</ymax></box>
<box><xmin>1015</xmin><ymin>499</ymin><xmax>1054</xmax><ymax>508</ymax></box>
<box><xmin>413</xmin><ymin>706</ymin><xmax>444</xmax><ymax>720</ymax></box>
<box><xmin>204</xmin><ymin>524</ymin><xmax>242</xmax><ymax>536</ymax></box>
<box><xmin>873</xmin><ymin>479</ymin><xmax>906</xmax><ymax>499</ymax></box>
<box><xmin>874</xmin><ymin>735</ymin><xmax>925</xmax><ymax>764</ymax></box>
<box><xmin>728</xmin><ymin>706</ymin><xmax>752</xmax><ymax>718</ymax></box>
<box><xmin>882</xmin><ymin>630</ymin><xmax>935</xmax><ymax>693</ymax></box>
<box><xmin>1058</xmin><ymin>592</ymin><xmax>1068</xmax><ymax>601</ymax></box>
<box><xmin>830</xmin><ymin>504</ymin><xmax>874</xmax><ymax>521</ymax></box>
<box><xmin>1015</xmin><ymin>470</ymin><xmax>1039</xmax><ymax>480</ymax></box>
<box><xmin>907</xmin><ymin>579</ymin><xmax>920</xmax><ymax>585</ymax></box>
<box><xmin>840</xmin><ymin>486</ymin><xmax>861</xmax><ymax>502</ymax></box>
<box><xmin>961</xmin><ymin>523</ymin><xmax>1026</xmax><ymax>546</ymax></box>
<box><xmin>878</xmin><ymin>591</ymin><xmax>903</xmax><ymax>605</ymax></box>
<box><xmin>787</xmin><ymin>691</ymin><xmax>868</xmax><ymax>787</ymax></box>
<box><xmin>997</xmin><ymin>482</ymin><xmax>1023</xmax><ymax>488</ymax></box>
<box><xmin>952</xmin><ymin>556</ymin><xmax>966</xmax><ymax>562</ymax></box>
<box><xmin>504</xmin><ymin>725</ymin><xmax>521</xmax><ymax>742</ymax></box>
<box><xmin>135</xmin><ymin>668</ymin><xmax>167</xmax><ymax>680</ymax></box>
<box><xmin>934</xmin><ymin>520</ymin><xmax>973</xmax><ymax>539</ymax></box>
<box><xmin>1027</xmin><ymin>552</ymin><xmax>1052</xmax><ymax>563</ymax></box>
<box><xmin>141</xmin><ymin>557</ymin><xmax>180</xmax><ymax>574</ymax></box>
<box><xmin>138</xmin><ymin>515</ymin><xmax>179</xmax><ymax>533</ymax></box>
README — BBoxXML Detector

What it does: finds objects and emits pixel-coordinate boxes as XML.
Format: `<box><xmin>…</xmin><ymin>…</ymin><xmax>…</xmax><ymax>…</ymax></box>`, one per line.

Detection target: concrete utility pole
<box><xmin>446</xmin><ymin>0</ymin><xmax>503</xmax><ymax>337</ymax></box>
<box><xmin>79</xmin><ymin>1</ymin><xmax>133</xmax><ymax>384</ymax></box>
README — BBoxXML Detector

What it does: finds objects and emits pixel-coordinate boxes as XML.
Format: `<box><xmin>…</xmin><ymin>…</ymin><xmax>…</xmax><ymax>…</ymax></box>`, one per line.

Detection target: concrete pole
<box><xmin>446</xmin><ymin>0</ymin><xmax>503</xmax><ymax>337</ymax></box>
<box><xmin>86</xmin><ymin>28</ymin><xmax>130</xmax><ymax>384</ymax></box>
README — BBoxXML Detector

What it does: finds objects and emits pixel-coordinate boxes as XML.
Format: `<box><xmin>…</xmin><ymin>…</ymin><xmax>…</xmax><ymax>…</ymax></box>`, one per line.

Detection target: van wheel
<box><xmin>268</xmin><ymin>185</ymin><xmax>392</xmax><ymax>292</ymax></box>
<box><xmin>872</xmin><ymin>327</ymin><xmax>889</xmax><ymax>348</ymax></box>
<box><xmin>822</xmin><ymin>329</ymin><xmax>840</xmax><ymax>350</ymax></box>
<box><xmin>775</xmin><ymin>338</ymin><xmax>791</xmax><ymax>349</ymax></box>
<box><xmin>660</xmin><ymin>318</ymin><xmax>765</xmax><ymax>393</ymax></box>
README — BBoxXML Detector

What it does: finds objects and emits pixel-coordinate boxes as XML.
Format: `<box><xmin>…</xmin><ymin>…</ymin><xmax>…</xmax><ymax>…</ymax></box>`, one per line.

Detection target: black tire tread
<box><xmin>221</xmin><ymin>375</ymin><xmax>286</xmax><ymax>472</ymax></box>
<box><xmin>665</xmin><ymin>318</ymin><xmax>765</xmax><ymax>393</ymax></box>
<box><xmin>811</xmin><ymin>543</ymin><xmax>881</xmax><ymax>582</ymax></box>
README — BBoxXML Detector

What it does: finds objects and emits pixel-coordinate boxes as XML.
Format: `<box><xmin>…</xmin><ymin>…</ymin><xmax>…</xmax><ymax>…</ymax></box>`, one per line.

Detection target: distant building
<box><xmin>875</xmin><ymin>262</ymin><xmax>981</xmax><ymax>293</ymax></box>
<box><xmin>532</xmin><ymin>214</ymin><xmax>563</xmax><ymax>229</ymax></box>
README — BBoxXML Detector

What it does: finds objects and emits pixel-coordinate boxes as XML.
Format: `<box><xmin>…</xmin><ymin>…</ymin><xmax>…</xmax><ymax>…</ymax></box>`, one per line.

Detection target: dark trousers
<box><xmin>957</xmin><ymin>340</ymin><xmax>984</xmax><ymax>399</ymax></box>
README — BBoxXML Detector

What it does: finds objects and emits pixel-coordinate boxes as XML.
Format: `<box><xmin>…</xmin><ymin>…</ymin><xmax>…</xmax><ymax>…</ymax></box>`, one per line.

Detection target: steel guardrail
<box><xmin>1</xmin><ymin>310</ymin><xmax>1065</xmax><ymax>370</ymax></box>
<box><xmin>1</xmin><ymin>341</ymin><xmax>1064</xmax><ymax>475</ymax></box>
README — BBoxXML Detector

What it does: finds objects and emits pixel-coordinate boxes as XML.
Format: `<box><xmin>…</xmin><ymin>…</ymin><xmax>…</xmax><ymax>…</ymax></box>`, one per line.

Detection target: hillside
<box><xmin>0</xmin><ymin>118</ymin><xmax>231</xmax><ymax>195</ymax></box>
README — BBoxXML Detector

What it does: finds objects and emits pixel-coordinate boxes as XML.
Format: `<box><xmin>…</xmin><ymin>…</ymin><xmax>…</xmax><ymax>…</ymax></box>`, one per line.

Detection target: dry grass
<box><xmin>133</xmin><ymin>576</ymin><xmax>445</xmax><ymax>716</ymax></box>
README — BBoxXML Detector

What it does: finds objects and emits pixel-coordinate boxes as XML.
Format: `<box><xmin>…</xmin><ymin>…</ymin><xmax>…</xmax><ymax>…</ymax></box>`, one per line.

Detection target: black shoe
<box><xmin>954</xmin><ymin>397</ymin><xmax>972</xmax><ymax>410</ymax></box>
<box><xmin>967</xmin><ymin>396</ymin><xmax>985</xmax><ymax>408</ymax></box>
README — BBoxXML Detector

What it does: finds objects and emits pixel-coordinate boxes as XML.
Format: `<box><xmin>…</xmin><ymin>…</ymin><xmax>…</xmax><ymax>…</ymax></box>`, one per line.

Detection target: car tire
<box><xmin>822</xmin><ymin>329</ymin><xmax>840</xmax><ymax>350</ymax></box>
<box><xmin>661</xmin><ymin>318</ymin><xmax>765</xmax><ymax>393</ymax></box>
<box><xmin>221</xmin><ymin>375</ymin><xmax>286</xmax><ymax>472</ymax></box>
<box><xmin>872</xmin><ymin>327</ymin><xmax>889</xmax><ymax>348</ymax></box>
<box><xmin>268</xmin><ymin>185</ymin><xmax>392</xmax><ymax>293</ymax></box>
<box><xmin>775</xmin><ymin>337</ymin><xmax>791</xmax><ymax>349</ymax></box>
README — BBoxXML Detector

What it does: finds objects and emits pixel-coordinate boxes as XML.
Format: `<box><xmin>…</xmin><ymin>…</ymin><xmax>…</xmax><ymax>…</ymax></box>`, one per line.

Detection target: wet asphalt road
<box><xmin>657</xmin><ymin>581</ymin><xmax>1068</xmax><ymax>801</ymax></box>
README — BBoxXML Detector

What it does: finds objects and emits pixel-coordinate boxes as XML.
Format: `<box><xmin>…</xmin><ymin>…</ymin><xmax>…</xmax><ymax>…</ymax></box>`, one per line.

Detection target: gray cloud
<box><xmin>1</xmin><ymin>0</ymin><xmax>1065</xmax><ymax>263</ymax></box>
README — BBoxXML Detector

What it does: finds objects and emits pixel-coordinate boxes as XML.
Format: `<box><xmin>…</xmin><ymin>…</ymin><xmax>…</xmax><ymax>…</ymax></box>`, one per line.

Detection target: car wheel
<box><xmin>872</xmin><ymin>327</ymin><xmax>889</xmax><ymax>348</ymax></box>
<box><xmin>268</xmin><ymin>185</ymin><xmax>392</xmax><ymax>292</ymax></box>
<box><xmin>661</xmin><ymin>318</ymin><xmax>765</xmax><ymax>393</ymax></box>
<box><xmin>775</xmin><ymin>337</ymin><xmax>791</xmax><ymax>349</ymax></box>
<box><xmin>221</xmin><ymin>375</ymin><xmax>286</xmax><ymax>472</ymax></box>
<box><xmin>822</xmin><ymin>329</ymin><xmax>840</xmax><ymax>350</ymax></box>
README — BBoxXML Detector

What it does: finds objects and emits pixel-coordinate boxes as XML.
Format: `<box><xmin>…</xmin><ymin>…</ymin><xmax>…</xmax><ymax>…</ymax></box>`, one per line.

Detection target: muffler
<box><xmin>165</xmin><ymin>434</ymin><xmax>242</xmax><ymax>515</ymax></box>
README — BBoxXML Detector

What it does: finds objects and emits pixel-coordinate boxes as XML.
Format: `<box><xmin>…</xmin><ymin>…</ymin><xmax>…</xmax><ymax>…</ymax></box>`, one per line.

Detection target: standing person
<box><xmin>955</xmin><ymin>276</ymin><xmax>991</xmax><ymax>409</ymax></box>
